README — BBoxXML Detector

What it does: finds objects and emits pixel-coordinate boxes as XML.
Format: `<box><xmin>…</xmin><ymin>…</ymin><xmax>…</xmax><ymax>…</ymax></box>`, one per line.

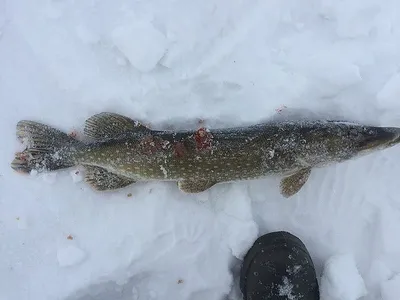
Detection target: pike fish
<box><xmin>10</xmin><ymin>112</ymin><xmax>400</xmax><ymax>197</ymax></box>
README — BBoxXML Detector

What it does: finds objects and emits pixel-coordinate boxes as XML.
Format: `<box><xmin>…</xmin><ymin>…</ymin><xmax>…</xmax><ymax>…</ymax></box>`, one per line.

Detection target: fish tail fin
<box><xmin>11</xmin><ymin>120</ymin><xmax>82</xmax><ymax>174</ymax></box>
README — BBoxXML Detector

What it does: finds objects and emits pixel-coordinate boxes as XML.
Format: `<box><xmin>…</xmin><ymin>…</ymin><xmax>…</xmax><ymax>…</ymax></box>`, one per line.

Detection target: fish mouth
<box><xmin>359</xmin><ymin>127</ymin><xmax>400</xmax><ymax>151</ymax></box>
<box><xmin>386</xmin><ymin>130</ymin><xmax>400</xmax><ymax>147</ymax></box>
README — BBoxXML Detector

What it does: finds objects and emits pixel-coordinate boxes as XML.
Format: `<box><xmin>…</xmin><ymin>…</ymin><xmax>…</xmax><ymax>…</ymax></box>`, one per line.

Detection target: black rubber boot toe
<box><xmin>240</xmin><ymin>231</ymin><xmax>320</xmax><ymax>300</ymax></box>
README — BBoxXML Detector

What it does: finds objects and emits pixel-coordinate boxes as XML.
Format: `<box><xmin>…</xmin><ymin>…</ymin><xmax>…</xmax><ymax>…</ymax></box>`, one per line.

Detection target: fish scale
<box><xmin>11</xmin><ymin>111</ymin><xmax>400</xmax><ymax>197</ymax></box>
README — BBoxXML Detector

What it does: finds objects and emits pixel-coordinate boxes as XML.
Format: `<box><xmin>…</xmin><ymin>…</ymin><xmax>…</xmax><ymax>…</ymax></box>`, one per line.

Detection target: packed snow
<box><xmin>1</xmin><ymin>0</ymin><xmax>400</xmax><ymax>300</ymax></box>
<box><xmin>321</xmin><ymin>253</ymin><xmax>367</xmax><ymax>300</ymax></box>
<box><xmin>57</xmin><ymin>245</ymin><xmax>87</xmax><ymax>268</ymax></box>
<box><xmin>111</xmin><ymin>22</ymin><xmax>168</xmax><ymax>72</ymax></box>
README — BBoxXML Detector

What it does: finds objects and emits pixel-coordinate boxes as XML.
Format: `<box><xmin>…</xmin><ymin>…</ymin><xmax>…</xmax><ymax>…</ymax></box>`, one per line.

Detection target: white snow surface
<box><xmin>57</xmin><ymin>245</ymin><xmax>87</xmax><ymax>268</ymax></box>
<box><xmin>321</xmin><ymin>253</ymin><xmax>367</xmax><ymax>300</ymax></box>
<box><xmin>111</xmin><ymin>22</ymin><xmax>168</xmax><ymax>72</ymax></box>
<box><xmin>2</xmin><ymin>1</ymin><xmax>400</xmax><ymax>300</ymax></box>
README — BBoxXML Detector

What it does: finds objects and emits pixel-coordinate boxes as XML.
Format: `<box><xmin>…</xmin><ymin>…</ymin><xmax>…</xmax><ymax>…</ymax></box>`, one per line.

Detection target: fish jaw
<box><xmin>355</xmin><ymin>126</ymin><xmax>400</xmax><ymax>155</ymax></box>
<box><xmin>378</xmin><ymin>127</ymin><xmax>400</xmax><ymax>148</ymax></box>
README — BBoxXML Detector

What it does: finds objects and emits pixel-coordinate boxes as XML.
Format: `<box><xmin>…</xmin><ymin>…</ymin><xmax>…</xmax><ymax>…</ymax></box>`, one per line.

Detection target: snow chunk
<box><xmin>278</xmin><ymin>276</ymin><xmax>297</xmax><ymax>300</ymax></box>
<box><xmin>111</xmin><ymin>22</ymin><xmax>168</xmax><ymax>72</ymax></box>
<box><xmin>366</xmin><ymin>260</ymin><xmax>392</xmax><ymax>288</ymax></box>
<box><xmin>57</xmin><ymin>245</ymin><xmax>87</xmax><ymax>267</ymax></box>
<box><xmin>216</xmin><ymin>186</ymin><xmax>258</xmax><ymax>259</ymax></box>
<box><xmin>381</xmin><ymin>273</ymin><xmax>400</xmax><ymax>300</ymax></box>
<box><xmin>321</xmin><ymin>253</ymin><xmax>367</xmax><ymax>300</ymax></box>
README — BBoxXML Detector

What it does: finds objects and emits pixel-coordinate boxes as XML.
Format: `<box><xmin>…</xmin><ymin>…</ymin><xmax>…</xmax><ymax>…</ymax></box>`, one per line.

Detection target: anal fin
<box><xmin>84</xmin><ymin>112</ymin><xmax>150</xmax><ymax>140</ymax></box>
<box><xmin>85</xmin><ymin>165</ymin><xmax>136</xmax><ymax>191</ymax></box>
<box><xmin>280</xmin><ymin>168</ymin><xmax>311</xmax><ymax>198</ymax></box>
<box><xmin>178</xmin><ymin>179</ymin><xmax>216</xmax><ymax>193</ymax></box>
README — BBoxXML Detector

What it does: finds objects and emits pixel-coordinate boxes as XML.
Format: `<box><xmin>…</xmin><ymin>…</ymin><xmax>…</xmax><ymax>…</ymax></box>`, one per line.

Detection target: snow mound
<box><xmin>321</xmin><ymin>253</ymin><xmax>367</xmax><ymax>300</ymax></box>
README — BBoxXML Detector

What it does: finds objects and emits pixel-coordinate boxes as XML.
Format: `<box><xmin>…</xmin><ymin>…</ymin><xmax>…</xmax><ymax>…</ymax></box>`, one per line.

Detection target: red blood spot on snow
<box><xmin>275</xmin><ymin>105</ymin><xmax>287</xmax><ymax>114</ymax></box>
<box><xmin>194</xmin><ymin>128</ymin><xmax>213</xmax><ymax>151</ymax></box>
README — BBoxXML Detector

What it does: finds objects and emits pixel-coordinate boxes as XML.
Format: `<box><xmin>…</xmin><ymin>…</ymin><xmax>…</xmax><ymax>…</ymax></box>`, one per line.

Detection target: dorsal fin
<box><xmin>84</xmin><ymin>112</ymin><xmax>150</xmax><ymax>140</ymax></box>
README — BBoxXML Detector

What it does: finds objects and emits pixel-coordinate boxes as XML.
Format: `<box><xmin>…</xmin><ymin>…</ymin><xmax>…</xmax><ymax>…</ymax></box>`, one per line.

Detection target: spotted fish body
<box><xmin>11</xmin><ymin>112</ymin><xmax>400</xmax><ymax>197</ymax></box>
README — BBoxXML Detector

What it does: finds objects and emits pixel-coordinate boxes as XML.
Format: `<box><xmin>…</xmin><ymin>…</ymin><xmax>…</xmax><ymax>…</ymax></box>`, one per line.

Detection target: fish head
<box><xmin>324</xmin><ymin>123</ymin><xmax>400</xmax><ymax>163</ymax></box>
<box><xmin>297</xmin><ymin>122</ymin><xmax>400</xmax><ymax>166</ymax></box>
<box><xmin>351</xmin><ymin>125</ymin><xmax>400</xmax><ymax>156</ymax></box>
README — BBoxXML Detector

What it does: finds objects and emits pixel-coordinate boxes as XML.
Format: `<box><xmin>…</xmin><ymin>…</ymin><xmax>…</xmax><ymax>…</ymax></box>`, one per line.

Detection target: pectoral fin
<box><xmin>178</xmin><ymin>179</ymin><xmax>216</xmax><ymax>193</ymax></box>
<box><xmin>280</xmin><ymin>168</ymin><xmax>311</xmax><ymax>198</ymax></box>
<box><xmin>85</xmin><ymin>165</ymin><xmax>136</xmax><ymax>191</ymax></box>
